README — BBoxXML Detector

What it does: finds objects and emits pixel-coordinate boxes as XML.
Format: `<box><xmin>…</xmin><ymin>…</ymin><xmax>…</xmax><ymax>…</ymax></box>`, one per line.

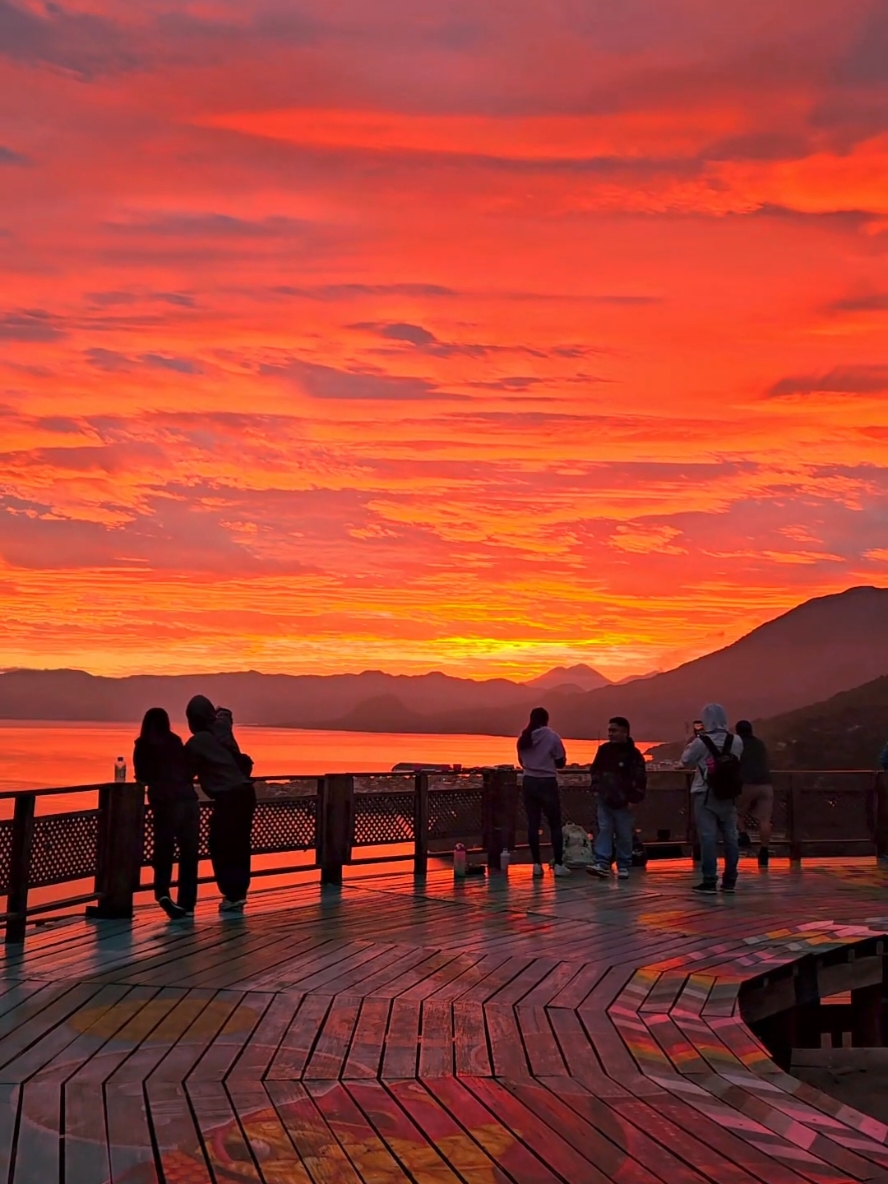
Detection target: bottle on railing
<box><xmin>114</xmin><ymin>756</ymin><xmax>126</xmax><ymax>783</ymax></box>
<box><xmin>453</xmin><ymin>842</ymin><xmax>467</xmax><ymax>879</ymax></box>
<box><xmin>500</xmin><ymin>847</ymin><xmax>511</xmax><ymax>872</ymax></box>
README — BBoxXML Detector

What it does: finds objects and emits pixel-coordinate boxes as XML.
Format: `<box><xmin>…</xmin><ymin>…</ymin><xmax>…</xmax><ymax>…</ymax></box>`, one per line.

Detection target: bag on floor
<box><xmin>562</xmin><ymin>823</ymin><xmax>593</xmax><ymax>868</ymax></box>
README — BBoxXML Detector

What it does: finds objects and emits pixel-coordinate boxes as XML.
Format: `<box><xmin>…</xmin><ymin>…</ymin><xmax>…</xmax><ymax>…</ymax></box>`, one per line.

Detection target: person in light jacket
<box><xmin>517</xmin><ymin>707</ymin><xmax>571</xmax><ymax>879</ymax></box>
<box><xmin>681</xmin><ymin>703</ymin><xmax>743</xmax><ymax>895</ymax></box>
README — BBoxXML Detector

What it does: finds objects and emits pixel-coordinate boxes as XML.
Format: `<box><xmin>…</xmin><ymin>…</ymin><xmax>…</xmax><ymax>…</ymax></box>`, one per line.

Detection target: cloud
<box><xmin>107</xmin><ymin>212</ymin><xmax>314</xmax><ymax>239</ymax></box>
<box><xmin>86</xmin><ymin>290</ymin><xmax>197</xmax><ymax>309</ymax></box>
<box><xmin>0</xmin><ymin>145</ymin><xmax>29</xmax><ymax>166</ymax></box>
<box><xmin>84</xmin><ymin>348</ymin><xmax>203</xmax><ymax>374</ymax></box>
<box><xmin>350</xmin><ymin>321</ymin><xmax>437</xmax><ymax>346</ymax></box>
<box><xmin>272</xmin><ymin>283</ymin><xmax>459</xmax><ymax>301</ymax></box>
<box><xmin>0</xmin><ymin>0</ymin><xmax>137</xmax><ymax>77</ymax></box>
<box><xmin>768</xmin><ymin>366</ymin><xmax>888</xmax><ymax>397</ymax></box>
<box><xmin>259</xmin><ymin>356</ymin><xmax>467</xmax><ymax>401</ymax></box>
<box><xmin>825</xmin><ymin>292</ymin><xmax>888</xmax><ymax>314</ymax></box>
<box><xmin>0</xmin><ymin>310</ymin><xmax>67</xmax><ymax>343</ymax></box>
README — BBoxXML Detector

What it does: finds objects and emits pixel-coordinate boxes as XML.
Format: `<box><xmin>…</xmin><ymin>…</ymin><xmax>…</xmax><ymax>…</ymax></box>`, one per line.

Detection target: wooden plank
<box><xmin>266</xmin><ymin>993</ymin><xmax>332</xmax><ymax>1081</ymax></box>
<box><xmin>486</xmin><ymin>1003</ymin><xmax>531</xmax><ymax>1080</ymax></box>
<box><xmin>453</xmin><ymin>1000</ymin><xmax>492</xmax><ymax>1077</ymax></box>
<box><xmin>145</xmin><ymin>1080</ymin><xmax>213</xmax><ymax>1184</ymax></box>
<box><xmin>303</xmin><ymin>994</ymin><xmax>362</xmax><ymax>1080</ymax></box>
<box><xmin>307</xmin><ymin>1079</ymin><xmax>412</xmax><ymax>1182</ymax></box>
<box><xmin>417</xmin><ymin>1000</ymin><xmax>453</xmax><ymax>1078</ymax></box>
<box><xmin>187</xmin><ymin>991</ymin><xmax>274</xmax><ymax>1083</ymax></box>
<box><xmin>341</xmin><ymin>997</ymin><xmax>392</xmax><ymax>1080</ymax></box>
<box><xmin>346</xmin><ymin>1079</ymin><xmax>464</xmax><ymax>1183</ymax></box>
<box><xmin>225</xmin><ymin>1082</ymin><xmax>314</xmax><ymax>1184</ymax></box>
<box><xmin>516</xmin><ymin>1005</ymin><xmax>568</xmax><ymax>1076</ymax></box>
<box><xmin>105</xmin><ymin>1081</ymin><xmax>159</xmax><ymax>1184</ymax></box>
<box><xmin>226</xmin><ymin>991</ymin><xmax>303</xmax><ymax>1084</ymax></box>
<box><xmin>381</xmin><ymin>997</ymin><xmax>421</xmax><ymax>1079</ymax></box>
<box><xmin>64</xmin><ymin>1080</ymin><xmax>111</xmax><ymax>1184</ymax></box>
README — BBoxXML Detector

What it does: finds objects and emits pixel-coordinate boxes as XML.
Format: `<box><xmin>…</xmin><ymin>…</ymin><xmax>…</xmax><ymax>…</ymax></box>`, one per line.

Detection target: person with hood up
<box><xmin>587</xmin><ymin>716</ymin><xmax>647</xmax><ymax>881</ymax></box>
<box><xmin>735</xmin><ymin>719</ymin><xmax>773</xmax><ymax>867</ymax></box>
<box><xmin>184</xmin><ymin>695</ymin><xmax>256</xmax><ymax>913</ymax></box>
<box><xmin>133</xmin><ymin>707</ymin><xmax>200</xmax><ymax>919</ymax></box>
<box><xmin>681</xmin><ymin>704</ymin><xmax>743</xmax><ymax>894</ymax></box>
<box><xmin>517</xmin><ymin>707</ymin><xmax>572</xmax><ymax>878</ymax></box>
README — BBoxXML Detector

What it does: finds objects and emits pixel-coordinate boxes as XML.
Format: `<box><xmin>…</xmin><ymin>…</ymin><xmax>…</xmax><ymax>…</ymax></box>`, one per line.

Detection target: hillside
<box><xmin>525</xmin><ymin>664</ymin><xmax>611</xmax><ymax>693</ymax></box>
<box><xmin>424</xmin><ymin>585</ymin><xmax>888</xmax><ymax>741</ymax></box>
<box><xmin>755</xmin><ymin>676</ymin><xmax>888</xmax><ymax>769</ymax></box>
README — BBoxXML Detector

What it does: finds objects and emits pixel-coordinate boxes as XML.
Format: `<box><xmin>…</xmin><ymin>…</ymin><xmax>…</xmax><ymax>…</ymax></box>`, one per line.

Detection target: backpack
<box><xmin>700</xmin><ymin>734</ymin><xmax>743</xmax><ymax>800</ymax></box>
<box><xmin>562</xmin><ymin>823</ymin><xmax>594</xmax><ymax>868</ymax></box>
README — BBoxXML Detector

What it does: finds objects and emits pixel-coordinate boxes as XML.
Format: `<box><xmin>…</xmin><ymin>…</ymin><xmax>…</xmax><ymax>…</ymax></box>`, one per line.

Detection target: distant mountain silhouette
<box><xmin>2</xmin><ymin>586</ymin><xmax>886</xmax><ymax>740</ymax></box>
<box><xmin>651</xmin><ymin>673</ymin><xmax>888</xmax><ymax>770</ymax></box>
<box><xmin>525</xmin><ymin>664</ymin><xmax>612</xmax><ymax>692</ymax></box>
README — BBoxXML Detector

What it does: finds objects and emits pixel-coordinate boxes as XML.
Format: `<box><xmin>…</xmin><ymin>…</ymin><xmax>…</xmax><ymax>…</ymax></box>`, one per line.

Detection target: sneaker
<box><xmin>553</xmin><ymin>864</ymin><xmax>572</xmax><ymax>878</ymax></box>
<box><xmin>617</xmin><ymin>868</ymin><xmax>630</xmax><ymax>881</ymax></box>
<box><xmin>532</xmin><ymin>863</ymin><xmax>544</xmax><ymax>878</ymax></box>
<box><xmin>219</xmin><ymin>898</ymin><xmax>246</xmax><ymax>914</ymax></box>
<box><xmin>758</xmin><ymin>848</ymin><xmax>770</xmax><ymax>868</ymax></box>
<box><xmin>692</xmin><ymin>881</ymin><xmax>717</xmax><ymax>895</ymax></box>
<box><xmin>157</xmin><ymin>896</ymin><xmax>186</xmax><ymax>920</ymax></box>
<box><xmin>586</xmin><ymin>864</ymin><xmax>610</xmax><ymax>879</ymax></box>
<box><xmin>720</xmin><ymin>881</ymin><xmax>736</xmax><ymax>893</ymax></box>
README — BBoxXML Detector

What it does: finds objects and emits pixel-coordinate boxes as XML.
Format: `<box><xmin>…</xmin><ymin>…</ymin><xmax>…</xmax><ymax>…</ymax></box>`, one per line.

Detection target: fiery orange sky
<box><xmin>2</xmin><ymin>0</ymin><xmax>888</xmax><ymax>680</ymax></box>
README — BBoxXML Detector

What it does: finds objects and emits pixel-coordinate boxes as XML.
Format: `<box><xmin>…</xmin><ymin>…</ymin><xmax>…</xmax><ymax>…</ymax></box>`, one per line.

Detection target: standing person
<box><xmin>681</xmin><ymin>704</ymin><xmax>743</xmax><ymax>895</ymax></box>
<box><xmin>735</xmin><ymin>720</ymin><xmax>773</xmax><ymax>867</ymax></box>
<box><xmin>517</xmin><ymin>707</ymin><xmax>571</xmax><ymax>878</ymax></box>
<box><xmin>587</xmin><ymin>716</ymin><xmax>647</xmax><ymax>881</ymax></box>
<box><xmin>185</xmin><ymin>695</ymin><xmax>256</xmax><ymax>913</ymax></box>
<box><xmin>133</xmin><ymin>708</ymin><xmax>200</xmax><ymax>920</ymax></box>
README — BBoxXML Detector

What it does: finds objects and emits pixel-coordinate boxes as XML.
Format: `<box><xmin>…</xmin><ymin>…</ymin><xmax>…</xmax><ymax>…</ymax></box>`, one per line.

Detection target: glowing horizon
<box><xmin>2</xmin><ymin>1</ymin><xmax>887</xmax><ymax>681</ymax></box>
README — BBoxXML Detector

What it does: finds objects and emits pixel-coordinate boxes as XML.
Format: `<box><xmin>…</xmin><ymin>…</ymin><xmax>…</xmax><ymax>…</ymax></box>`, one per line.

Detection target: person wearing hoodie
<box><xmin>735</xmin><ymin>720</ymin><xmax>773</xmax><ymax>867</ymax></box>
<box><xmin>587</xmin><ymin>716</ymin><xmax>647</xmax><ymax>881</ymax></box>
<box><xmin>681</xmin><ymin>703</ymin><xmax>743</xmax><ymax>894</ymax></box>
<box><xmin>133</xmin><ymin>707</ymin><xmax>200</xmax><ymax>920</ymax></box>
<box><xmin>517</xmin><ymin>707</ymin><xmax>571</xmax><ymax>878</ymax></box>
<box><xmin>184</xmin><ymin>695</ymin><xmax>256</xmax><ymax>913</ymax></box>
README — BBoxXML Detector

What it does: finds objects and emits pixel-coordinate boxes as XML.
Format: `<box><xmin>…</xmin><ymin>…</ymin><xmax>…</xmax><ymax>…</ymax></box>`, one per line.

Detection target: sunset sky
<box><xmin>2</xmin><ymin>0</ymin><xmax>888</xmax><ymax>681</ymax></box>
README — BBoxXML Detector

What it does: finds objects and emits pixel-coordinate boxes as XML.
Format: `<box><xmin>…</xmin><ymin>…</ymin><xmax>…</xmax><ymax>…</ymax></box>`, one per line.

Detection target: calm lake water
<box><xmin>0</xmin><ymin>721</ymin><xmax>644</xmax><ymax>792</ymax></box>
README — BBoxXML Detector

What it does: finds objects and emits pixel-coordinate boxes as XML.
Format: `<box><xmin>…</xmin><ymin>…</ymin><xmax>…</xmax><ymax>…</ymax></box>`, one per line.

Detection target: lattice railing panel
<box><xmin>427</xmin><ymin>789</ymin><xmax>483</xmax><ymax>843</ymax></box>
<box><xmin>28</xmin><ymin>810</ymin><xmax>100</xmax><ymax>887</ymax></box>
<box><xmin>0</xmin><ymin>822</ymin><xmax>13</xmax><ymax>894</ymax></box>
<box><xmin>253</xmin><ymin>798</ymin><xmax>317</xmax><ymax>854</ymax></box>
<box><xmin>353</xmin><ymin>792</ymin><xmax>415</xmax><ymax>846</ymax></box>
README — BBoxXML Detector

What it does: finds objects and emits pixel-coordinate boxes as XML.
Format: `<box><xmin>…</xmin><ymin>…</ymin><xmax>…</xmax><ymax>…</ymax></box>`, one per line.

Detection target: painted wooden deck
<box><xmin>2</xmin><ymin>858</ymin><xmax>888</xmax><ymax>1183</ymax></box>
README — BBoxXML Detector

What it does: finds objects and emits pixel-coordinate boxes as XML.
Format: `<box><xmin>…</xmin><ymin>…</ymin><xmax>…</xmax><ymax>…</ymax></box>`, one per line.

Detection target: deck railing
<box><xmin>1</xmin><ymin>767</ymin><xmax>885</xmax><ymax>942</ymax></box>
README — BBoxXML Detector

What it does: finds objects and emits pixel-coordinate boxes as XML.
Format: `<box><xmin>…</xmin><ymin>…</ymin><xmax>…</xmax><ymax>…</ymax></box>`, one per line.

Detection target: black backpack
<box><xmin>700</xmin><ymin>734</ymin><xmax>743</xmax><ymax>800</ymax></box>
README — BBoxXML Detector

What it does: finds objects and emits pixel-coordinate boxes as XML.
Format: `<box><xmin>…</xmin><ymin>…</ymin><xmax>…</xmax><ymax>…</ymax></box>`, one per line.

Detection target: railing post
<box><xmin>413</xmin><ymin>771</ymin><xmax>429</xmax><ymax>877</ymax></box>
<box><xmin>788</xmin><ymin>774</ymin><xmax>802</xmax><ymax>866</ymax></box>
<box><xmin>85</xmin><ymin>782</ymin><xmax>144</xmax><ymax>919</ymax></box>
<box><xmin>685</xmin><ymin>776</ymin><xmax>701</xmax><ymax>863</ymax></box>
<box><xmin>875</xmin><ymin>772</ymin><xmax>888</xmax><ymax>864</ymax></box>
<box><xmin>5</xmin><ymin>792</ymin><xmax>36</xmax><ymax>944</ymax></box>
<box><xmin>482</xmin><ymin>767</ymin><xmax>517</xmax><ymax>870</ymax></box>
<box><xmin>319</xmin><ymin>774</ymin><xmax>353</xmax><ymax>886</ymax></box>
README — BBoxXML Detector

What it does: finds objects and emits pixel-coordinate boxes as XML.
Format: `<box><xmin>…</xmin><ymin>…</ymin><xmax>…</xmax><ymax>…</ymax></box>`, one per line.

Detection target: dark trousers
<box><xmin>522</xmin><ymin>776</ymin><xmax>564</xmax><ymax>865</ymax></box>
<box><xmin>152</xmin><ymin>799</ymin><xmax>200</xmax><ymax>911</ymax></box>
<box><xmin>209</xmin><ymin>784</ymin><xmax>256</xmax><ymax>902</ymax></box>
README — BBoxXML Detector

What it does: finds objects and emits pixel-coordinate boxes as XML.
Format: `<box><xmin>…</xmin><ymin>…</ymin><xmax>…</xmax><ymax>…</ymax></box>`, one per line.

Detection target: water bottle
<box><xmin>500</xmin><ymin>847</ymin><xmax>511</xmax><ymax>872</ymax></box>
<box><xmin>453</xmin><ymin>842</ymin><xmax>467</xmax><ymax>879</ymax></box>
<box><xmin>114</xmin><ymin>756</ymin><xmax>126</xmax><ymax>783</ymax></box>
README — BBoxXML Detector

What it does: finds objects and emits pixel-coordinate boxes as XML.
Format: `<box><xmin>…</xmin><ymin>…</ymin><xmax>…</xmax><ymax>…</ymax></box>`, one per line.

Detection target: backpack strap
<box><xmin>700</xmin><ymin>735</ymin><xmax>719</xmax><ymax>760</ymax></box>
<box><xmin>721</xmin><ymin>733</ymin><xmax>734</xmax><ymax>755</ymax></box>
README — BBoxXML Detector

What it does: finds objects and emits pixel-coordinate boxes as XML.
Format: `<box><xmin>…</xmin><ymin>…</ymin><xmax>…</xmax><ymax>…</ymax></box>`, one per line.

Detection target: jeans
<box><xmin>694</xmin><ymin>792</ymin><xmax>739</xmax><ymax>885</ymax></box>
<box><xmin>522</xmin><ymin>777</ymin><xmax>564</xmax><ymax>865</ymax></box>
<box><xmin>152</xmin><ymin>799</ymin><xmax>200</xmax><ymax>911</ymax></box>
<box><xmin>209</xmin><ymin>783</ymin><xmax>256</xmax><ymax>901</ymax></box>
<box><xmin>594</xmin><ymin>802</ymin><xmax>634</xmax><ymax>871</ymax></box>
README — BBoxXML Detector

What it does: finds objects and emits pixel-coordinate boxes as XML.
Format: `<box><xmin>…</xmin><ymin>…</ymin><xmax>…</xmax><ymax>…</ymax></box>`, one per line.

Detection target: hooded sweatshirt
<box><xmin>184</xmin><ymin>695</ymin><xmax>253</xmax><ymax>797</ymax></box>
<box><xmin>590</xmin><ymin>738</ymin><xmax>647</xmax><ymax>808</ymax></box>
<box><xmin>518</xmin><ymin>726</ymin><xmax>566</xmax><ymax>778</ymax></box>
<box><xmin>681</xmin><ymin>703</ymin><xmax>743</xmax><ymax>795</ymax></box>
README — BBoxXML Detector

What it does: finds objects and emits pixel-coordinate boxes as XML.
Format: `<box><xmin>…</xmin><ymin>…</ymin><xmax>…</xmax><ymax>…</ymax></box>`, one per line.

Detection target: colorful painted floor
<box><xmin>3</xmin><ymin>858</ymin><xmax>888</xmax><ymax>1183</ymax></box>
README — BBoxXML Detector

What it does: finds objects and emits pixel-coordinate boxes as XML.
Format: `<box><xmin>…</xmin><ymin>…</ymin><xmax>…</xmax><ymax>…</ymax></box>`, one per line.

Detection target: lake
<box><xmin>0</xmin><ymin>721</ymin><xmax>653</xmax><ymax>791</ymax></box>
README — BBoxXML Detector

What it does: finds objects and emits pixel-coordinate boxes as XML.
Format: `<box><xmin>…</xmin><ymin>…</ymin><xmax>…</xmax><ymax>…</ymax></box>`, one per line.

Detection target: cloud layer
<box><xmin>1</xmin><ymin>0</ymin><xmax>887</xmax><ymax>680</ymax></box>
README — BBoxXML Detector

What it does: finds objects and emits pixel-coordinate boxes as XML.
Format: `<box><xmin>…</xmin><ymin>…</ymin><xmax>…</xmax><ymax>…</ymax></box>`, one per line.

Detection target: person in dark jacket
<box><xmin>588</xmin><ymin>716</ymin><xmax>647</xmax><ymax>880</ymax></box>
<box><xmin>133</xmin><ymin>707</ymin><xmax>200</xmax><ymax>919</ymax></box>
<box><xmin>184</xmin><ymin>695</ymin><xmax>255</xmax><ymax>913</ymax></box>
<box><xmin>735</xmin><ymin>720</ymin><xmax>773</xmax><ymax>867</ymax></box>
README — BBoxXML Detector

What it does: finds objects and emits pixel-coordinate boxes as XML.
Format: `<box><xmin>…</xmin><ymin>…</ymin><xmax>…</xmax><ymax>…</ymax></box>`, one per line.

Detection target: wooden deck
<box><xmin>3</xmin><ymin>858</ymin><xmax>888</xmax><ymax>1183</ymax></box>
